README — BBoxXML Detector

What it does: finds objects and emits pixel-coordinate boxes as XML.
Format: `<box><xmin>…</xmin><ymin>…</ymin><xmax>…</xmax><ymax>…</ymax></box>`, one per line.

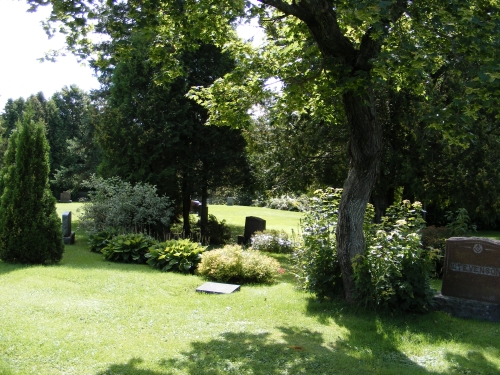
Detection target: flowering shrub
<box><xmin>266</xmin><ymin>194</ymin><xmax>309</xmax><ymax>212</ymax></box>
<box><xmin>294</xmin><ymin>189</ymin><xmax>437</xmax><ymax>313</ymax></box>
<box><xmin>250</xmin><ymin>230</ymin><xmax>296</xmax><ymax>253</ymax></box>
<box><xmin>293</xmin><ymin>188</ymin><xmax>343</xmax><ymax>299</ymax></box>
<box><xmin>353</xmin><ymin>201</ymin><xmax>438</xmax><ymax>313</ymax></box>
<box><xmin>197</xmin><ymin>245</ymin><xmax>280</xmax><ymax>284</ymax></box>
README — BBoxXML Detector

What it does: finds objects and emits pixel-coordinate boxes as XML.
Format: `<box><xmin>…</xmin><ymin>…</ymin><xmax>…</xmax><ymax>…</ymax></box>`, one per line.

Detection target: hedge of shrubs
<box><xmin>89</xmin><ymin>230</ymin><xmax>283</xmax><ymax>283</ymax></box>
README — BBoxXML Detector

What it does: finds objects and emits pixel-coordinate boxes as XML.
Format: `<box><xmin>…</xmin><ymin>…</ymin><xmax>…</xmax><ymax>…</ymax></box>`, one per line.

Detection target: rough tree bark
<box><xmin>258</xmin><ymin>0</ymin><xmax>403</xmax><ymax>302</ymax></box>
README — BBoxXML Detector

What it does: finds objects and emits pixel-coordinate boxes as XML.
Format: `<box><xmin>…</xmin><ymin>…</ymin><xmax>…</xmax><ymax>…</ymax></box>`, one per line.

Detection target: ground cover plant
<box><xmin>1</xmin><ymin>203</ymin><xmax>499</xmax><ymax>374</ymax></box>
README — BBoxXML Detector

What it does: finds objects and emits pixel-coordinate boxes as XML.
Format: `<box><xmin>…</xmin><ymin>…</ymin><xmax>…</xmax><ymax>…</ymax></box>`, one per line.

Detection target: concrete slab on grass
<box><xmin>196</xmin><ymin>282</ymin><xmax>240</xmax><ymax>294</ymax></box>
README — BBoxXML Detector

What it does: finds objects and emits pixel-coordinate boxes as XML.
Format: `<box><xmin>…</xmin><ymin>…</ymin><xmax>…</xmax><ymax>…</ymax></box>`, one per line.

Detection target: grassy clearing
<box><xmin>0</xmin><ymin>204</ymin><xmax>499</xmax><ymax>375</ymax></box>
<box><xmin>209</xmin><ymin>204</ymin><xmax>304</xmax><ymax>240</ymax></box>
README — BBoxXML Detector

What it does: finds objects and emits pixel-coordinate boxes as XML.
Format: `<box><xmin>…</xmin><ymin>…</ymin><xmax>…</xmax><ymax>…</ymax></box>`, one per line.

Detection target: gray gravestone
<box><xmin>196</xmin><ymin>282</ymin><xmax>240</xmax><ymax>294</ymax></box>
<box><xmin>62</xmin><ymin>211</ymin><xmax>75</xmax><ymax>245</ymax></box>
<box><xmin>433</xmin><ymin>237</ymin><xmax>500</xmax><ymax>321</ymax></box>
<box><xmin>60</xmin><ymin>191</ymin><xmax>72</xmax><ymax>203</ymax></box>
<box><xmin>227</xmin><ymin>197</ymin><xmax>234</xmax><ymax>206</ymax></box>
<box><xmin>238</xmin><ymin>216</ymin><xmax>266</xmax><ymax>245</ymax></box>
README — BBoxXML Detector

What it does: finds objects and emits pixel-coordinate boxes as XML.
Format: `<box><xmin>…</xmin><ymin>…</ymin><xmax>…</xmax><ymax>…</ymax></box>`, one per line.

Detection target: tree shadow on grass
<box><xmin>102</xmin><ymin>327</ymin><xmax>438</xmax><ymax>375</ymax></box>
<box><xmin>99</xmin><ymin>329</ymin><xmax>443</xmax><ymax>375</ymax></box>
<box><xmin>93</xmin><ymin>299</ymin><xmax>499</xmax><ymax>375</ymax></box>
<box><xmin>96</xmin><ymin>358</ymin><xmax>165</xmax><ymax>375</ymax></box>
<box><xmin>304</xmin><ymin>297</ymin><xmax>500</xmax><ymax>375</ymax></box>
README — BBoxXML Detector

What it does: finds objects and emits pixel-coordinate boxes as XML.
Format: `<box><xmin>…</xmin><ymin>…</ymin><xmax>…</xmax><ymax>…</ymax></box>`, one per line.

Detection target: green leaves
<box><xmin>101</xmin><ymin>233</ymin><xmax>156</xmax><ymax>264</ymax></box>
<box><xmin>0</xmin><ymin>108</ymin><xmax>64</xmax><ymax>264</ymax></box>
<box><xmin>197</xmin><ymin>244</ymin><xmax>280</xmax><ymax>284</ymax></box>
<box><xmin>145</xmin><ymin>239</ymin><xmax>206</xmax><ymax>273</ymax></box>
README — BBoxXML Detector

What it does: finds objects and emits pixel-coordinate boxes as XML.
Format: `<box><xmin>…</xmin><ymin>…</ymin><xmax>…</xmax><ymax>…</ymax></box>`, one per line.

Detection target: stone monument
<box><xmin>62</xmin><ymin>211</ymin><xmax>76</xmax><ymax>245</ymax></box>
<box><xmin>237</xmin><ymin>216</ymin><xmax>266</xmax><ymax>245</ymax></box>
<box><xmin>60</xmin><ymin>191</ymin><xmax>72</xmax><ymax>203</ymax></box>
<box><xmin>433</xmin><ymin>237</ymin><xmax>500</xmax><ymax>321</ymax></box>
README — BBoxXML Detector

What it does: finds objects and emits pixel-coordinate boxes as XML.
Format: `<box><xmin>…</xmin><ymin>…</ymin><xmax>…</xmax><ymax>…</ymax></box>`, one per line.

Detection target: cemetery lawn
<box><xmin>0</xmin><ymin>204</ymin><xmax>498</xmax><ymax>375</ymax></box>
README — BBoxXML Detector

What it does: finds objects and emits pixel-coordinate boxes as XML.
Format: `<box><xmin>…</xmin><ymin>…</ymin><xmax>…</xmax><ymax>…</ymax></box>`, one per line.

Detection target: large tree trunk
<box><xmin>336</xmin><ymin>89</ymin><xmax>382</xmax><ymax>303</ymax></box>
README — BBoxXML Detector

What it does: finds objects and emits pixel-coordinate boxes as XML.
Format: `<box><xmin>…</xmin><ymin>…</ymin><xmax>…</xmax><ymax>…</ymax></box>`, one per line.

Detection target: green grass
<box><xmin>0</xmin><ymin>204</ymin><xmax>499</xmax><ymax>374</ymax></box>
<box><xmin>209</xmin><ymin>204</ymin><xmax>304</xmax><ymax>241</ymax></box>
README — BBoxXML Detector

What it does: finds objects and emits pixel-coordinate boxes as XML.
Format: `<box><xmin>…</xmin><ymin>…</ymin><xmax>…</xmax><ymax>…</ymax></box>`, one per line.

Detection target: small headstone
<box><xmin>238</xmin><ymin>216</ymin><xmax>266</xmax><ymax>245</ymax></box>
<box><xmin>434</xmin><ymin>237</ymin><xmax>500</xmax><ymax>321</ymax></box>
<box><xmin>196</xmin><ymin>282</ymin><xmax>240</xmax><ymax>294</ymax></box>
<box><xmin>62</xmin><ymin>211</ymin><xmax>75</xmax><ymax>245</ymax></box>
<box><xmin>60</xmin><ymin>191</ymin><xmax>72</xmax><ymax>203</ymax></box>
<box><xmin>227</xmin><ymin>197</ymin><xmax>234</xmax><ymax>206</ymax></box>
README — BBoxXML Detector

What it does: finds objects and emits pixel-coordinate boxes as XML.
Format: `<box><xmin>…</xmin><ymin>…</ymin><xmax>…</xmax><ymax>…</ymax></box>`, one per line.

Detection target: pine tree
<box><xmin>0</xmin><ymin>109</ymin><xmax>64</xmax><ymax>264</ymax></box>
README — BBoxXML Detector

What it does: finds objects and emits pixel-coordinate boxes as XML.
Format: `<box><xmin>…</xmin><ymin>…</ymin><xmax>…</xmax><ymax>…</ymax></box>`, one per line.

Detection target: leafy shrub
<box><xmin>78</xmin><ymin>175</ymin><xmax>174</xmax><ymax>236</ymax></box>
<box><xmin>250</xmin><ymin>230</ymin><xmax>295</xmax><ymax>253</ymax></box>
<box><xmin>197</xmin><ymin>245</ymin><xmax>280</xmax><ymax>284</ymax></box>
<box><xmin>146</xmin><ymin>239</ymin><xmax>206</xmax><ymax>273</ymax></box>
<box><xmin>101</xmin><ymin>233</ymin><xmax>156</xmax><ymax>264</ymax></box>
<box><xmin>88</xmin><ymin>228</ymin><xmax>119</xmax><ymax>253</ymax></box>
<box><xmin>445</xmin><ymin>208</ymin><xmax>477</xmax><ymax>236</ymax></box>
<box><xmin>421</xmin><ymin>225</ymin><xmax>449</xmax><ymax>277</ymax></box>
<box><xmin>295</xmin><ymin>189</ymin><xmax>437</xmax><ymax>313</ymax></box>
<box><xmin>205</xmin><ymin>214</ymin><xmax>231</xmax><ymax>245</ymax></box>
<box><xmin>293</xmin><ymin>188</ymin><xmax>343</xmax><ymax>299</ymax></box>
<box><xmin>353</xmin><ymin>201</ymin><xmax>438</xmax><ymax>313</ymax></box>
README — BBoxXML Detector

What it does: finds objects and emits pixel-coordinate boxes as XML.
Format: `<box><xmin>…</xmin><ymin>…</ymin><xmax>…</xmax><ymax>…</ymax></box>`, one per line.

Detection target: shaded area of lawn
<box><xmin>95</xmin><ymin>307</ymin><xmax>500</xmax><ymax>375</ymax></box>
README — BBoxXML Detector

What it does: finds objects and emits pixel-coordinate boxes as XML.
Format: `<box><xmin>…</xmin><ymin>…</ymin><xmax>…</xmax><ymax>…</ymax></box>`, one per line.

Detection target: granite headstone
<box><xmin>433</xmin><ymin>237</ymin><xmax>500</xmax><ymax>321</ymax></box>
<box><xmin>62</xmin><ymin>211</ymin><xmax>75</xmax><ymax>245</ymax></box>
<box><xmin>441</xmin><ymin>237</ymin><xmax>500</xmax><ymax>303</ymax></box>
<box><xmin>60</xmin><ymin>191</ymin><xmax>72</xmax><ymax>203</ymax></box>
<box><xmin>237</xmin><ymin>216</ymin><xmax>266</xmax><ymax>245</ymax></box>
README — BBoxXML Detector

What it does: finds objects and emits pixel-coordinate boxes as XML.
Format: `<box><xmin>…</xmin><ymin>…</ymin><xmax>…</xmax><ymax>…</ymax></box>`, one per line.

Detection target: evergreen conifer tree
<box><xmin>0</xmin><ymin>109</ymin><xmax>64</xmax><ymax>264</ymax></box>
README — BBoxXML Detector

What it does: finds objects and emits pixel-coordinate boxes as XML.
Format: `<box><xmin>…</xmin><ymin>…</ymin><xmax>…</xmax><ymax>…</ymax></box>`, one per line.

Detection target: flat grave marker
<box><xmin>196</xmin><ymin>282</ymin><xmax>240</xmax><ymax>294</ymax></box>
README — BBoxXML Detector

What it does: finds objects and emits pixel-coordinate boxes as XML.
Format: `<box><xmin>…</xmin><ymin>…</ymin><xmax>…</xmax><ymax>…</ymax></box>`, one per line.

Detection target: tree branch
<box><xmin>258</xmin><ymin>0</ymin><xmax>306</xmax><ymax>21</ymax></box>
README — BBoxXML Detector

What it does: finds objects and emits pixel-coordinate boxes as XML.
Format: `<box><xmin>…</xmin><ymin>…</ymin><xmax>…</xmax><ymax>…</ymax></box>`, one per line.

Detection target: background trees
<box><xmin>0</xmin><ymin>87</ymin><xmax>101</xmax><ymax>196</ymax></box>
<box><xmin>0</xmin><ymin>108</ymin><xmax>64</xmax><ymax>264</ymax></box>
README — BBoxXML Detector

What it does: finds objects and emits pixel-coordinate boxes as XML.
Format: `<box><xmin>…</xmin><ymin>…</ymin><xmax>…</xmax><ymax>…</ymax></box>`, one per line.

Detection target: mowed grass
<box><xmin>0</xmin><ymin>203</ymin><xmax>499</xmax><ymax>375</ymax></box>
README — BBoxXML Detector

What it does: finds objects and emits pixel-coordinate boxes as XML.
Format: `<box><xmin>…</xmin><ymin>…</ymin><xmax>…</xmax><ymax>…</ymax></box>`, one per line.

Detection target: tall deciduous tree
<box><xmin>0</xmin><ymin>108</ymin><xmax>64</xmax><ymax>264</ymax></box>
<box><xmin>29</xmin><ymin>0</ymin><xmax>500</xmax><ymax>301</ymax></box>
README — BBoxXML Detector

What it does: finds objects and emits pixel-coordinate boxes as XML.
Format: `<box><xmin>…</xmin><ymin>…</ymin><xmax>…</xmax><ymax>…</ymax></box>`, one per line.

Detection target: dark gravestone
<box><xmin>196</xmin><ymin>282</ymin><xmax>240</xmax><ymax>294</ymax></box>
<box><xmin>433</xmin><ymin>237</ymin><xmax>500</xmax><ymax>321</ymax></box>
<box><xmin>237</xmin><ymin>216</ymin><xmax>266</xmax><ymax>245</ymax></box>
<box><xmin>60</xmin><ymin>191</ymin><xmax>72</xmax><ymax>203</ymax></box>
<box><xmin>62</xmin><ymin>211</ymin><xmax>75</xmax><ymax>245</ymax></box>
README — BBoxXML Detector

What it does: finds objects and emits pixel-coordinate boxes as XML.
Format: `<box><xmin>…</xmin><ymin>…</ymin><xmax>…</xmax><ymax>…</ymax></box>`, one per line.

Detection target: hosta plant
<box><xmin>146</xmin><ymin>239</ymin><xmax>206</xmax><ymax>274</ymax></box>
<box><xmin>101</xmin><ymin>233</ymin><xmax>156</xmax><ymax>264</ymax></box>
<box><xmin>89</xmin><ymin>228</ymin><xmax>119</xmax><ymax>253</ymax></box>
